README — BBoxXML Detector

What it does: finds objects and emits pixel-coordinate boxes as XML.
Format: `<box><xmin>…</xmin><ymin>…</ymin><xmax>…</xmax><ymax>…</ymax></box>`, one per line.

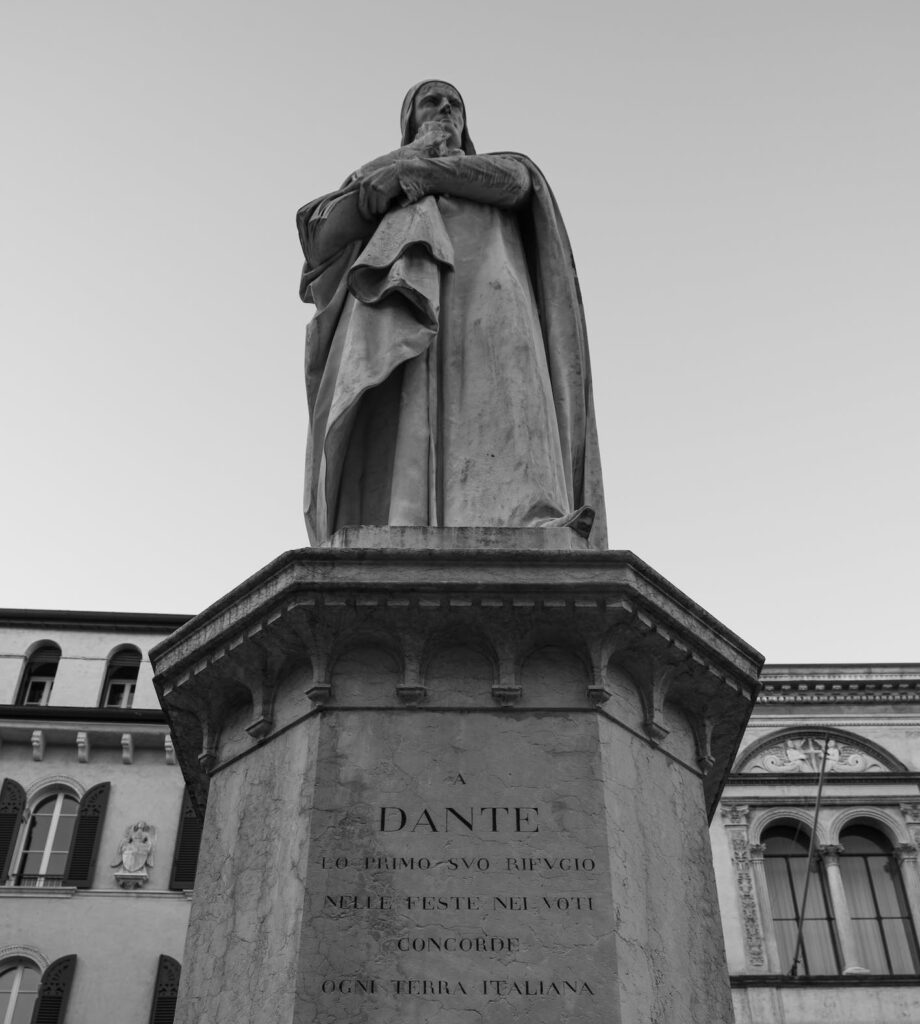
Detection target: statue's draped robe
<box><xmin>297</xmin><ymin>154</ymin><xmax>607</xmax><ymax>548</ymax></box>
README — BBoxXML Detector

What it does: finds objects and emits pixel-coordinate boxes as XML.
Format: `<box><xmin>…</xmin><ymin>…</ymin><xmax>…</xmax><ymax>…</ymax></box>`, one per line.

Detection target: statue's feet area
<box><xmin>545</xmin><ymin>505</ymin><xmax>595</xmax><ymax>540</ymax></box>
<box><xmin>325</xmin><ymin>525</ymin><xmax>593</xmax><ymax>550</ymax></box>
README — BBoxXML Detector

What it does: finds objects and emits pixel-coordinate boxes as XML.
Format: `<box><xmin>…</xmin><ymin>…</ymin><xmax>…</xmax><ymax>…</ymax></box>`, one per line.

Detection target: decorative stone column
<box><xmin>720</xmin><ymin>804</ymin><xmax>769</xmax><ymax>972</ymax></box>
<box><xmin>151</xmin><ymin>531</ymin><xmax>763</xmax><ymax>1024</ymax></box>
<box><xmin>898</xmin><ymin>803</ymin><xmax>920</xmax><ymax>928</ymax></box>
<box><xmin>900</xmin><ymin>802</ymin><xmax>920</xmax><ymax>845</ymax></box>
<box><xmin>894</xmin><ymin>842</ymin><xmax>920</xmax><ymax>935</ymax></box>
<box><xmin>748</xmin><ymin>843</ymin><xmax>782</xmax><ymax>972</ymax></box>
<box><xmin>818</xmin><ymin>845</ymin><xmax>869</xmax><ymax>975</ymax></box>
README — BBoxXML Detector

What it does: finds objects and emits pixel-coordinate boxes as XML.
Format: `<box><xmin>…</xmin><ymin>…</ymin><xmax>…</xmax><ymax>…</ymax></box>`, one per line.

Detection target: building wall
<box><xmin>0</xmin><ymin>611</ymin><xmax>192</xmax><ymax>1024</ymax></box>
<box><xmin>0</xmin><ymin>615</ymin><xmax>174</xmax><ymax>709</ymax></box>
<box><xmin>3</xmin><ymin>612</ymin><xmax>920</xmax><ymax>1023</ymax></box>
<box><xmin>710</xmin><ymin>664</ymin><xmax>920</xmax><ymax>1024</ymax></box>
<box><xmin>732</xmin><ymin>984</ymin><xmax>920</xmax><ymax>1024</ymax></box>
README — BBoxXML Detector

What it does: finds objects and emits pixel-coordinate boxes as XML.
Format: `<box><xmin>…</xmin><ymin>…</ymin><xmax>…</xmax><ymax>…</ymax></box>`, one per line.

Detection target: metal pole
<box><xmin>788</xmin><ymin>735</ymin><xmax>831</xmax><ymax>977</ymax></box>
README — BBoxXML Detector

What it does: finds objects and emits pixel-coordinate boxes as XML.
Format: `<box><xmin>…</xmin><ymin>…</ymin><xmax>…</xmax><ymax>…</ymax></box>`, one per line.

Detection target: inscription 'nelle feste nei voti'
<box><xmin>324</xmin><ymin>894</ymin><xmax>597</xmax><ymax>911</ymax></box>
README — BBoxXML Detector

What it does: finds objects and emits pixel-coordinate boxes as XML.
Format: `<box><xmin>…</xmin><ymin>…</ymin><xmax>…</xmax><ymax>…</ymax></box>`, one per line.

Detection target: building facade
<box><xmin>712</xmin><ymin>663</ymin><xmax>920</xmax><ymax>1023</ymax></box>
<box><xmin>2</xmin><ymin>610</ymin><xmax>919</xmax><ymax>1022</ymax></box>
<box><xmin>0</xmin><ymin>610</ymin><xmax>198</xmax><ymax>1024</ymax></box>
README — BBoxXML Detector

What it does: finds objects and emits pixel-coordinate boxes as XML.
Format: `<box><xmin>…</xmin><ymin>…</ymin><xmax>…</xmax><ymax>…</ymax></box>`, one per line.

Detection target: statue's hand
<box><xmin>357</xmin><ymin>164</ymin><xmax>403</xmax><ymax>220</ymax></box>
<box><xmin>410</xmin><ymin>121</ymin><xmax>452</xmax><ymax>156</ymax></box>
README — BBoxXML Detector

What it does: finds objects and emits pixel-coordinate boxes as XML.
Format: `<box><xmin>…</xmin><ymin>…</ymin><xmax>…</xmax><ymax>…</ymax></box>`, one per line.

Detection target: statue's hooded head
<box><xmin>400</xmin><ymin>80</ymin><xmax>476</xmax><ymax>155</ymax></box>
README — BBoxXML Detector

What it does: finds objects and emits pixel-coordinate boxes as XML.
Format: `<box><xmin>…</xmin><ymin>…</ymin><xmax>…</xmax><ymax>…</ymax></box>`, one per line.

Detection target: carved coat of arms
<box><xmin>112</xmin><ymin>821</ymin><xmax>156</xmax><ymax>886</ymax></box>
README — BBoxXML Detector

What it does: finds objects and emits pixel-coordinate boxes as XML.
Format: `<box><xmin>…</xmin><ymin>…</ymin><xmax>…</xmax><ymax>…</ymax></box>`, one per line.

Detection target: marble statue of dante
<box><xmin>297</xmin><ymin>80</ymin><xmax>606</xmax><ymax>548</ymax></box>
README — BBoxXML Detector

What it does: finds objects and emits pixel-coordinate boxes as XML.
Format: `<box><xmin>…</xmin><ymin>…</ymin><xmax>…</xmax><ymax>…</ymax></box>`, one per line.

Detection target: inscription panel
<box><xmin>301</xmin><ymin>712</ymin><xmax>617</xmax><ymax>1023</ymax></box>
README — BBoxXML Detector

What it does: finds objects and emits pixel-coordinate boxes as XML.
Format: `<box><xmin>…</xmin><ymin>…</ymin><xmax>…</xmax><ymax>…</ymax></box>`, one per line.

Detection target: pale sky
<box><xmin>1</xmin><ymin>2</ymin><xmax>918</xmax><ymax>663</ymax></box>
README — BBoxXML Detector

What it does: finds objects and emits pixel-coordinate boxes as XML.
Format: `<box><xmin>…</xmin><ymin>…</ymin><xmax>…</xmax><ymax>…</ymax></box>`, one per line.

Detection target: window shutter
<box><xmin>0</xmin><ymin>777</ymin><xmax>26</xmax><ymax>884</ymax></box>
<box><xmin>30</xmin><ymin>954</ymin><xmax>76</xmax><ymax>1024</ymax></box>
<box><xmin>148</xmin><ymin>955</ymin><xmax>181</xmax><ymax>1024</ymax></box>
<box><xmin>169</xmin><ymin>788</ymin><xmax>203</xmax><ymax>891</ymax></box>
<box><xmin>63</xmin><ymin>781</ymin><xmax>110</xmax><ymax>888</ymax></box>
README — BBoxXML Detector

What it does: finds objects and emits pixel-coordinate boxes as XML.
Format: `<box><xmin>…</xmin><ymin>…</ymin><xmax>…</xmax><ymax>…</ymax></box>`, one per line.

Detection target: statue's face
<box><xmin>411</xmin><ymin>82</ymin><xmax>464</xmax><ymax>149</ymax></box>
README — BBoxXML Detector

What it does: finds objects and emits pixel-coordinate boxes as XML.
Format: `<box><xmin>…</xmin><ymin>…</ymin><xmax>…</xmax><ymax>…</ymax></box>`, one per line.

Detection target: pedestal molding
<box><xmin>151</xmin><ymin>547</ymin><xmax>762</xmax><ymax>680</ymax></box>
<box><xmin>204</xmin><ymin>702</ymin><xmax>711</xmax><ymax>787</ymax></box>
<box><xmin>153</xmin><ymin>547</ymin><xmax>763</xmax><ymax>820</ymax></box>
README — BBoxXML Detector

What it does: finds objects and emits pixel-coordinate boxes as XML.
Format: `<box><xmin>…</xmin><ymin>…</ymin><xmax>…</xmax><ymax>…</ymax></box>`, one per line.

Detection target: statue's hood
<box><xmin>399</xmin><ymin>79</ymin><xmax>476</xmax><ymax>154</ymax></box>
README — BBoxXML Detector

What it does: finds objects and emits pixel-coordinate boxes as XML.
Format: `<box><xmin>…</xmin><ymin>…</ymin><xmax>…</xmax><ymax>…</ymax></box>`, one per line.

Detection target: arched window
<box><xmin>2</xmin><ymin>780</ymin><xmax>110</xmax><ymax>889</ymax></box>
<box><xmin>0</xmin><ymin>959</ymin><xmax>40</xmax><ymax>1024</ymax></box>
<box><xmin>100</xmin><ymin>646</ymin><xmax>141</xmax><ymax>708</ymax></box>
<box><xmin>0</xmin><ymin>956</ymin><xmax>76</xmax><ymax>1024</ymax></box>
<box><xmin>762</xmin><ymin>825</ymin><xmax>840</xmax><ymax>975</ymax></box>
<box><xmin>148</xmin><ymin>955</ymin><xmax>181</xmax><ymax>1024</ymax></box>
<box><xmin>13</xmin><ymin>791</ymin><xmax>79</xmax><ymax>887</ymax></box>
<box><xmin>839</xmin><ymin>825</ymin><xmax>920</xmax><ymax>975</ymax></box>
<box><xmin>15</xmin><ymin>643</ymin><xmax>61</xmax><ymax>706</ymax></box>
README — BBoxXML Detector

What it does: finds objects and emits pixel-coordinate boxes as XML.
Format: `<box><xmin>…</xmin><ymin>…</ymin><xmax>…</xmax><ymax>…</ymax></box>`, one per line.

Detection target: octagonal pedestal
<box><xmin>151</xmin><ymin>530</ymin><xmax>763</xmax><ymax>1024</ymax></box>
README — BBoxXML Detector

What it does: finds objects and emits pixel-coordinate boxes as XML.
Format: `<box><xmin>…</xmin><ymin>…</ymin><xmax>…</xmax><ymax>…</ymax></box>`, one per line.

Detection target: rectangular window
<box><xmin>24</xmin><ymin>676</ymin><xmax>53</xmax><ymax>706</ymax></box>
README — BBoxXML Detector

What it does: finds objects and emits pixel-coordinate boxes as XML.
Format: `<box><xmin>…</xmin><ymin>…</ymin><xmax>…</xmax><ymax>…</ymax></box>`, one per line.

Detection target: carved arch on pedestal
<box><xmin>421</xmin><ymin>622</ymin><xmax>499</xmax><ymax>684</ymax></box>
<box><xmin>329</xmin><ymin>625</ymin><xmax>403</xmax><ymax>681</ymax></box>
<box><xmin>421</xmin><ymin>624</ymin><xmax>499</xmax><ymax>704</ymax></box>
<box><xmin>599</xmin><ymin>660</ymin><xmax>645</xmax><ymax>731</ymax></box>
<box><xmin>517</xmin><ymin>624</ymin><xmax>593</xmax><ymax>681</ymax></box>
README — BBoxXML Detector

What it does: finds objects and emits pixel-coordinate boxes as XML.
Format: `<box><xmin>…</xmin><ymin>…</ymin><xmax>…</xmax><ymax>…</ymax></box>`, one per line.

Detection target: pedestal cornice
<box><xmin>150</xmin><ymin>539</ymin><xmax>763</xmax><ymax>820</ymax></box>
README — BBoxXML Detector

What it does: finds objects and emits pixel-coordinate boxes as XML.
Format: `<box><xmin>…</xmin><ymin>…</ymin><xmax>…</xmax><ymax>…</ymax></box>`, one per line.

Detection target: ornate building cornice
<box><xmin>758</xmin><ymin>664</ymin><xmax>920</xmax><ymax>705</ymax></box>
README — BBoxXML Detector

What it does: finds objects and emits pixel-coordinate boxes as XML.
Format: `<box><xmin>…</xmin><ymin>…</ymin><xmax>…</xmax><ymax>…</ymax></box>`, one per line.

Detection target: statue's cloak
<box><xmin>296</xmin><ymin>155</ymin><xmax>607</xmax><ymax>549</ymax></box>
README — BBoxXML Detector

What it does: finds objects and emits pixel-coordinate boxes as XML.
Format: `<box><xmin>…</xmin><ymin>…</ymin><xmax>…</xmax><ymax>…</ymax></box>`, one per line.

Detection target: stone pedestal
<box><xmin>150</xmin><ymin>530</ymin><xmax>762</xmax><ymax>1024</ymax></box>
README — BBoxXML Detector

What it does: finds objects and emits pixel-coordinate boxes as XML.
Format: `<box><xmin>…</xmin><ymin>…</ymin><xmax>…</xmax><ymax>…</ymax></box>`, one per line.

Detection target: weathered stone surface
<box><xmin>297</xmin><ymin>81</ymin><xmax>607</xmax><ymax>548</ymax></box>
<box><xmin>325</xmin><ymin>526</ymin><xmax>591</xmax><ymax>551</ymax></box>
<box><xmin>175</xmin><ymin>720</ymin><xmax>320</xmax><ymax>1022</ymax></box>
<box><xmin>151</xmin><ymin>540</ymin><xmax>762</xmax><ymax>1023</ymax></box>
<box><xmin>300</xmin><ymin>711</ymin><xmax>615</xmax><ymax>1023</ymax></box>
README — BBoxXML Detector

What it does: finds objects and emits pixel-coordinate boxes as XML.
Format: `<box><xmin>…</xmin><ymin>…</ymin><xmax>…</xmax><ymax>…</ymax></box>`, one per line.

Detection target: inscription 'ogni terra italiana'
<box><xmin>319</xmin><ymin>979</ymin><xmax>595</xmax><ymax>997</ymax></box>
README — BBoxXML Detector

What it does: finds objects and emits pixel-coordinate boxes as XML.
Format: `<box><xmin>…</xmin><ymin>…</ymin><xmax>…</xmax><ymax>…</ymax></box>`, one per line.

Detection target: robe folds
<box><xmin>296</xmin><ymin>154</ymin><xmax>607</xmax><ymax>549</ymax></box>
